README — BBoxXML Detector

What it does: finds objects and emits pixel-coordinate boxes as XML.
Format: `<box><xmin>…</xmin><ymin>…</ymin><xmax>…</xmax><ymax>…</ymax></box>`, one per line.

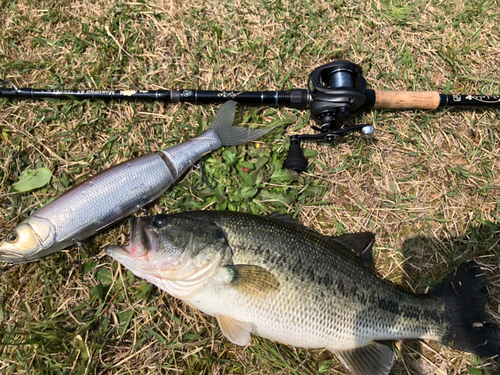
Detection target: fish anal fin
<box><xmin>329</xmin><ymin>341</ymin><xmax>394</xmax><ymax>375</ymax></box>
<box><xmin>330</xmin><ymin>232</ymin><xmax>376</xmax><ymax>267</ymax></box>
<box><xmin>216</xmin><ymin>314</ymin><xmax>252</xmax><ymax>346</ymax></box>
<box><xmin>226</xmin><ymin>264</ymin><xmax>280</xmax><ymax>295</ymax></box>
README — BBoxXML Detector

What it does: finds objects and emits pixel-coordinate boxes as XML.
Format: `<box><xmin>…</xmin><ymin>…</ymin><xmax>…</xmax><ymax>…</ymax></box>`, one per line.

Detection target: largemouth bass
<box><xmin>0</xmin><ymin>102</ymin><xmax>272</xmax><ymax>262</ymax></box>
<box><xmin>106</xmin><ymin>210</ymin><xmax>500</xmax><ymax>375</ymax></box>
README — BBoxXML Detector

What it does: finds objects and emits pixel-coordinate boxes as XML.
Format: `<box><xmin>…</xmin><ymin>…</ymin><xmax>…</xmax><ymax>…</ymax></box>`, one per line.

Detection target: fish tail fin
<box><xmin>429</xmin><ymin>261</ymin><xmax>500</xmax><ymax>357</ymax></box>
<box><xmin>210</xmin><ymin>101</ymin><xmax>274</xmax><ymax>146</ymax></box>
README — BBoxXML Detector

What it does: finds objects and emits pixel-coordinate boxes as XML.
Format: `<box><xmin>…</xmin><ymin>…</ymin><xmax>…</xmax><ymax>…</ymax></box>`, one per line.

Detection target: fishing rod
<box><xmin>2</xmin><ymin>61</ymin><xmax>500</xmax><ymax>172</ymax></box>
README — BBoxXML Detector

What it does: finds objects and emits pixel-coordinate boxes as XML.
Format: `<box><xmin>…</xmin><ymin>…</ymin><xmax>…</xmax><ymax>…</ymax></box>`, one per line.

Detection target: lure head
<box><xmin>0</xmin><ymin>223</ymin><xmax>45</xmax><ymax>262</ymax></box>
<box><xmin>0</xmin><ymin>217</ymin><xmax>56</xmax><ymax>262</ymax></box>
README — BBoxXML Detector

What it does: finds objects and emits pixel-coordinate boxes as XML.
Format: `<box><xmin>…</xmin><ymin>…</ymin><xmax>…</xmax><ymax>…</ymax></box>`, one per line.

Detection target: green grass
<box><xmin>1</xmin><ymin>0</ymin><xmax>500</xmax><ymax>374</ymax></box>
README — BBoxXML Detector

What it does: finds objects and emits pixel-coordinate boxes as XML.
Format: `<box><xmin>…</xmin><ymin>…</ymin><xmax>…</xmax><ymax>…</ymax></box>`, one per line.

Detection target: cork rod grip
<box><xmin>373</xmin><ymin>90</ymin><xmax>440</xmax><ymax>110</ymax></box>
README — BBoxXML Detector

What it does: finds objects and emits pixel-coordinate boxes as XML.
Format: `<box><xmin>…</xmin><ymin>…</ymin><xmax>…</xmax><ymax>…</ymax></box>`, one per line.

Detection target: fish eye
<box><xmin>152</xmin><ymin>215</ymin><xmax>169</xmax><ymax>228</ymax></box>
<box><xmin>7</xmin><ymin>233</ymin><xmax>18</xmax><ymax>243</ymax></box>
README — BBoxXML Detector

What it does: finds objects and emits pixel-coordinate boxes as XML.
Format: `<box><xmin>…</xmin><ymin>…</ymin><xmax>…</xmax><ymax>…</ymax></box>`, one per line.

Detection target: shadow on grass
<box><xmin>392</xmin><ymin>220</ymin><xmax>500</xmax><ymax>375</ymax></box>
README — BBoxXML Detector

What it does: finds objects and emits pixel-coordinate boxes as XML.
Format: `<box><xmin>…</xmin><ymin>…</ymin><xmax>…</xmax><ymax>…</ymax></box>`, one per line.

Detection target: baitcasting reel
<box><xmin>4</xmin><ymin>59</ymin><xmax>499</xmax><ymax>173</ymax></box>
<box><xmin>284</xmin><ymin>61</ymin><xmax>374</xmax><ymax>172</ymax></box>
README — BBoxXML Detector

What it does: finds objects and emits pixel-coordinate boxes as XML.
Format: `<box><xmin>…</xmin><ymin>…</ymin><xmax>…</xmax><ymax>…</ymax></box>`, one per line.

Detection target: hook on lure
<box><xmin>191</xmin><ymin>161</ymin><xmax>217</xmax><ymax>191</ymax></box>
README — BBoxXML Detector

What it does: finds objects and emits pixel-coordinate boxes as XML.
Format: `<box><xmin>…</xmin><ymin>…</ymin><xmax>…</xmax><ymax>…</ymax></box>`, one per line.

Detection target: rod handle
<box><xmin>373</xmin><ymin>90</ymin><xmax>440</xmax><ymax>110</ymax></box>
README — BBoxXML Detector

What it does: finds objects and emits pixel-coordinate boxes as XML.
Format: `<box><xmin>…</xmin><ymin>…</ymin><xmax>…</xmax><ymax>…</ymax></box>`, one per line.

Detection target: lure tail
<box><xmin>430</xmin><ymin>261</ymin><xmax>500</xmax><ymax>357</ymax></box>
<box><xmin>210</xmin><ymin>101</ymin><xmax>274</xmax><ymax>146</ymax></box>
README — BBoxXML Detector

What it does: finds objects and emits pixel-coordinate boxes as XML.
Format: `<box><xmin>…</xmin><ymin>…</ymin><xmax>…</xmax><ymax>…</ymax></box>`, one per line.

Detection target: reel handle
<box><xmin>283</xmin><ymin>125</ymin><xmax>374</xmax><ymax>173</ymax></box>
<box><xmin>283</xmin><ymin>136</ymin><xmax>308</xmax><ymax>172</ymax></box>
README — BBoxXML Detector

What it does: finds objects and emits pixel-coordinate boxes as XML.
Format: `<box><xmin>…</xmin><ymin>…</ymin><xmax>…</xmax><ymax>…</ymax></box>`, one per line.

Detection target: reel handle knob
<box><xmin>361</xmin><ymin>125</ymin><xmax>375</xmax><ymax>136</ymax></box>
<box><xmin>283</xmin><ymin>136</ymin><xmax>308</xmax><ymax>173</ymax></box>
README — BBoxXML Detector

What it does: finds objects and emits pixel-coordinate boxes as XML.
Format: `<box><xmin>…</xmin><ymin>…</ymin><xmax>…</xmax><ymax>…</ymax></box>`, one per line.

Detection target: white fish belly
<box><xmin>184</xmin><ymin>280</ymin><xmax>366</xmax><ymax>350</ymax></box>
<box><xmin>183</xmin><ymin>274</ymin><xmax>442</xmax><ymax>351</ymax></box>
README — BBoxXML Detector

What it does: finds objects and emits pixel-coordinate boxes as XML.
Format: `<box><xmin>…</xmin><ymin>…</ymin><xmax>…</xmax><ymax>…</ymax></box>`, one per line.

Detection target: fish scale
<box><xmin>106</xmin><ymin>210</ymin><xmax>500</xmax><ymax>375</ymax></box>
<box><xmin>32</xmin><ymin>153</ymin><xmax>173</xmax><ymax>251</ymax></box>
<box><xmin>207</xmin><ymin>211</ymin><xmax>446</xmax><ymax>347</ymax></box>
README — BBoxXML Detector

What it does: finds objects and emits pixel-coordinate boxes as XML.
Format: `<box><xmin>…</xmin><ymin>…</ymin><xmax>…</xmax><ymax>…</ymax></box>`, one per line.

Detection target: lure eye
<box><xmin>7</xmin><ymin>233</ymin><xmax>18</xmax><ymax>243</ymax></box>
<box><xmin>152</xmin><ymin>215</ymin><xmax>169</xmax><ymax>228</ymax></box>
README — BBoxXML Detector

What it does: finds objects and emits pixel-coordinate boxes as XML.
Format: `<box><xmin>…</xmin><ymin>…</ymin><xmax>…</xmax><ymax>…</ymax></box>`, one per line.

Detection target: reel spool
<box><xmin>309</xmin><ymin>60</ymin><xmax>367</xmax><ymax>131</ymax></box>
<box><xmin>284</xmin><ymin>61</ymin><xmax>374</xmax><ymax>172</ymax></box>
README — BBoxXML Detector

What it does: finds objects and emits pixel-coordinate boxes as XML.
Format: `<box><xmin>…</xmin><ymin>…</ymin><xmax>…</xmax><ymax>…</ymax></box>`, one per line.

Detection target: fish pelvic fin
<box><xmin>226</xmin><ymin>264</ymin><xmax>280</xmax><ymax>295</ymax></box>
<box><xmin>329</xmin><ymin>342</ymin><xmax>394</xmax><ymax>375</ymax></box>
<box><xmin>216</xmin><ymin>314</ymin><xmax>253</xmax><ymax>346</ymax></box>
<box><xmin>210</xmin><ymin>101</ymin><xmax>274</xmax><ymax>146</ymax></box>
<box><xmin>429</xmin><ymin>261</ymin><xmax>500</xmax><ymax>357</ymax></box>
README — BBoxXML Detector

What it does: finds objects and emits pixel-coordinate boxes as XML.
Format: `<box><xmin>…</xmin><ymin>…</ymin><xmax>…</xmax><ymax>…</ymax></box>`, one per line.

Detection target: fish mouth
<box><xmin>105</xmin><ymin>217</ymin><xmax>159</xmax><ymax>259</ymax></box>
<box><xmin>0</xmin><ymin>248</ymin><xmax>26</xmax><ymax>263</ymax></box>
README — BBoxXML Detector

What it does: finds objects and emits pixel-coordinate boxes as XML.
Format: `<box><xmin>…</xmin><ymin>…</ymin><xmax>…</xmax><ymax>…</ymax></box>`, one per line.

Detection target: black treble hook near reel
<box><xmin>284</xmin><ymin>60</ymin><xmax>375</xmax><ymax>172</ymax></box>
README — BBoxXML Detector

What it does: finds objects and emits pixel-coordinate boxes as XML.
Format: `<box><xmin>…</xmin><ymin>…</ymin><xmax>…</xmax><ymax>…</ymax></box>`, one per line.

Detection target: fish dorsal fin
<box><xmin>329</xmin><ymin>232</ymin><xmax>376</xmax><ymax>268</ymax></box>
<box><xmin>269</xmin><ymin>213</ymin><xmax>376</xmax><ymax>267</ymax></box>
<box><xmin>268</xmin><ymin>213</ymin><xmax>332</xmax><ymax>236</ymax></box>
<box><xmin>268</xmin><ymin>214</ymin><xmax>376</xmax><ymax>267</ymax></box>
<box><xmin>226</xmin><ymin>265</ymin><xmax>280</xmax><ymax>295</ymax></box>
<box><xmin>329</xmin><ymin>342</ymin><xmax>394</xmax><ymax>375</ymax></box>
<box><xmin>268</xmin><ymin>213</ymin><xmax>305</xmax><ymax>228</ymax></box>
<box><xmin>216</xmin><ymin>314</ymin><xmax>253</xmax><ymax>346</ymax></box>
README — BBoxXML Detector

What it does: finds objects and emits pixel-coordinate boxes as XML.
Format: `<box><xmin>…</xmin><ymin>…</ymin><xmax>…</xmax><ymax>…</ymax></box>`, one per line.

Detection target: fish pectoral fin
<box><xmin>329</xmin><ymin>341</ymin><xmax>394</xmax><ymax>375</ymax></box>
<box><xmin>216</xmin><ymin>314</ymin><xmax>252</xmax><ymax>346</ymax></box>
<box><xmin>225</xmin><ymin>264</ymin><xmax>280</xmax><ymax>295</ymax></box>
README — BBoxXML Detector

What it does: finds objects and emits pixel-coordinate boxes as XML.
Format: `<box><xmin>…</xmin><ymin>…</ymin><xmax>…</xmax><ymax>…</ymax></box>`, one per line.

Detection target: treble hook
<box><xmin>191</xmin><ymin>161</ymin><xmax>217</xmax><ymax>190</ymax></box>
<box><xmin>72</xmin><ymin>239</ymin><xmax>99</xmax><ymax>260</ymax></box>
